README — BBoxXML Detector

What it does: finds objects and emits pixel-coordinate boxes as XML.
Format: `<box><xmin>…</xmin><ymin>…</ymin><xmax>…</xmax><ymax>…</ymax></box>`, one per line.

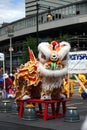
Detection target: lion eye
<box><xmin>52</xmin><ymin>55</ymin><xmax>56</xmax><ymax>58</ymax></box>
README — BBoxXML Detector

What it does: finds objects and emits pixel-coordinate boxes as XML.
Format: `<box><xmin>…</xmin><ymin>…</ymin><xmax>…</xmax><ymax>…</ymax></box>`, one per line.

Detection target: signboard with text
<box><xmin>68</xmin><ymin>51</ymin><xmax>87</xmax><ymax>74</ymax></box>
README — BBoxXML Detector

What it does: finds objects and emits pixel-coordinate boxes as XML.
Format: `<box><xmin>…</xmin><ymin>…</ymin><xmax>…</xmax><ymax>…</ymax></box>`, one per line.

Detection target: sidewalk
<box><xmin>0</xmin><ymin>96</ymin><xmax>86</xmax><ymax>130</ymax></box>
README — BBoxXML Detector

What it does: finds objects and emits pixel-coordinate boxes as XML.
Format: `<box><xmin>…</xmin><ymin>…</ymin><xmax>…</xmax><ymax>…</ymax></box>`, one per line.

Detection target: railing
<box><xmin>0</xmin><ymin>1</ymin><xmax>87</xmax><ymax>37</ymax></box>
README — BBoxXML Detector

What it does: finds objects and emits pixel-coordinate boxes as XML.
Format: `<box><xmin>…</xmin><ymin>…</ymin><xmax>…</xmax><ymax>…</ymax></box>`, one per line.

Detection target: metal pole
<box><xmin>36</xmin><ymin>3</ymin><xmax>39</xmax><ymax>46</ymax></box>
<box><xmin>9</xmin><ymin>37</ymin><xmax>12</xmax><ymax>74</ymax></box>
<box><xmin>3</xmin><ymin>55</ymin><xmax>6</xmax><ymax>99</ymax></box>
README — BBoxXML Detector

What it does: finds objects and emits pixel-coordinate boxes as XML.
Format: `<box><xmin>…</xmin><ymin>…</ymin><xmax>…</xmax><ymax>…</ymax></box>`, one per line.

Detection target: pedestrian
<box><xmin>9</xmin><ymin>73</ymin><xmax>14</xmax><ymax>82</ymax></box>
<box><xmin>2</xmin><ymin>73</ymin><xmax>13</xmax><ymax>98</ymax></box>
<box><xmin>0</xmin><ymin>66</ymin><xmax>3</xmax><ymax>78</ymax></box>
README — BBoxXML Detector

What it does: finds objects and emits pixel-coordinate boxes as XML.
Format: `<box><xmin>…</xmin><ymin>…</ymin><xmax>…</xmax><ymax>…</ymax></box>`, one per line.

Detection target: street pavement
<box><xmin>0</xmin><ymin>95</ymin><xmax>87</xmax><ymax>130</ymax></box>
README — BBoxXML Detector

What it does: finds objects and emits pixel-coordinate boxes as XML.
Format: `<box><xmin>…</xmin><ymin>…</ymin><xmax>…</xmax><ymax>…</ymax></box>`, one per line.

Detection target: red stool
<box><xmin>17</xmin><ymin>99</ymin><xmax>69</xmax><ymax>121</ymax></box>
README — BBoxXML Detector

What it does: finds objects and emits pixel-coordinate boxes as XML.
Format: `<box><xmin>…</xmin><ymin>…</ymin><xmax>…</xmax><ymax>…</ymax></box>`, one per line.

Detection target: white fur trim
<box><xmin>38</xmin><ymin>63</ymin><xmax>67</xmax><ymax>77</ymax></box>
<box><xmin>58</xmin><ymin>41</ymin><xmax>71</xmax><ymax>60</ymax></box>
<box><xmin>38</xmin><ymin>42</ymin><xmax>51</xmax><ymax>59</ymax></box>
<box><xmin>22</xmin><ymin>95</ymin><xmax>31</xmax><ymax>100</ymax></box>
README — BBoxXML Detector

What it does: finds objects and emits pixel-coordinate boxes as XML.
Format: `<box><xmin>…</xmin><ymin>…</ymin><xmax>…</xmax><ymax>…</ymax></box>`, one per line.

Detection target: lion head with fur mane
<box><xmin>38</xmin><ymin>41</ymin><xmax>71</xmax><ymax>99</ymax></box>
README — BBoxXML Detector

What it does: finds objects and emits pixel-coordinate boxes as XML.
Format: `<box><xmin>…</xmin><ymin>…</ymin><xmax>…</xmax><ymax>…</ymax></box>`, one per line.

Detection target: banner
<box><xmin>68</xmin><ymin>51</ymin><xmax>87</xmax><ymax>74</ymax></box>
<box><xmin>0</xmin><ymin>53</ymin><xmax>4</xmax><ymax>61</ymax></box>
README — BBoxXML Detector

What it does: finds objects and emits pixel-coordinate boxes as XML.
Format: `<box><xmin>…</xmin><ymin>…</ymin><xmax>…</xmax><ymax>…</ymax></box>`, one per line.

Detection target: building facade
<box><xmin>0</xmin><ymin>0</ymin><xmax>87</xmax><ymax>71</ymax></box>
<box><xmin>25</xmin><ymin>0</ymin><xmax>81</xmax><ymax>16</ymax></box>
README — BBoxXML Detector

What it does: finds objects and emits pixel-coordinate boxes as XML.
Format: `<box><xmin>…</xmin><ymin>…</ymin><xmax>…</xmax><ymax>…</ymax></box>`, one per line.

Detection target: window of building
<box><xmin>72</xmin><ymin>5</ymin><xmax>76</xmax><ymax>15</ymax></box>
<box><xmin>58</xmin><ymin>9</ymin><xmax>62</xmax><ymax>19</ymax></box>
<box><xmin>76</xmin><ymin>4</ymin><xmax>80</xmax><ymax>15</ymax></box>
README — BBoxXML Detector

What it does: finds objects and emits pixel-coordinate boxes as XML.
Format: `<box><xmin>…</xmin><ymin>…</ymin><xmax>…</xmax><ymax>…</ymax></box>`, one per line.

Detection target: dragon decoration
<box><xmin>16</xmin><ymin>40</ymin><xmax>71</xmax><ymax>100</ymax></box>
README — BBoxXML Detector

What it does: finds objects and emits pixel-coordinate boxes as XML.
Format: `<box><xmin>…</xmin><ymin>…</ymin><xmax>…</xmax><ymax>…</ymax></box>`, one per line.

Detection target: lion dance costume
<box><xmin>78</xmin><ymin>73</ymin><xmax>87</xmax><ymax>99</ymax></box>
<box><xmin>62</xmin><ymin>75</ymin><xmax>75</xmax><ymax>98</ymax></box>
<box><xmin>15</xmin><ymin>40</ymin><xmax>71</xmax><ymax>100</ymax></box>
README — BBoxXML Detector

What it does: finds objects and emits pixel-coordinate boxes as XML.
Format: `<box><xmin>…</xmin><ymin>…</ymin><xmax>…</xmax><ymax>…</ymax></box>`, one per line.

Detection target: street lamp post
<box><xmin>8</xmin><ymin>32</ymin><xmax>13</xmax><ymax>74</ymax></box>
<box><xmin>25</xmin><ymin>1</ymin><xmax>52</xmax><ymax>46</ymax></box>
<box><xmin>36</xmin><ymin>3</ymin><xmax>39</xmax><ymax>46</ymax></box>
<box><xmin>36</xmin><ymin>3</ymin><xmax>52</xmax><ymax>46</ymax></box>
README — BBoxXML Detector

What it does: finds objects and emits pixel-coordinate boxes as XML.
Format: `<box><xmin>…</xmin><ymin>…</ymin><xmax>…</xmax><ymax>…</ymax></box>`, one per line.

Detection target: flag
<box><xmin>0</xmin><ymin>53</ymin><xmax>4</xmax><ymax>61</ymax></box>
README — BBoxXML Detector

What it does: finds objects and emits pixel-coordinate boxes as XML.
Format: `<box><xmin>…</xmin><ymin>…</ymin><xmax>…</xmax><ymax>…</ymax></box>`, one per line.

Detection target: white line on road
<box><xmin>67</xmin><ymin>102</ymin><xmax>83</xmax><ymax>106</ymax></box>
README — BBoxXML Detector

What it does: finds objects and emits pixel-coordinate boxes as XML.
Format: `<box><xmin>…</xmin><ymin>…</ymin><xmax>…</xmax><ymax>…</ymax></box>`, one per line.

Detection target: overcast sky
<box><xmin>0</xmin><ymin>0</ymin><xmax>25</xmax><ymax>24</ymax></box>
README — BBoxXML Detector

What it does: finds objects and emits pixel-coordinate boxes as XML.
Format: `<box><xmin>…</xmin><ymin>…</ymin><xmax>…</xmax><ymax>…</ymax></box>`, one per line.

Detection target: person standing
<box><xmin>2</xmin><ymin>73</ymin><xmax>13</xmax><ymax>98</ymax></box>
<box><xmin>0</xmin><ymin>66</ymin><xmax>3</xmax><ymax>78</ymax></box>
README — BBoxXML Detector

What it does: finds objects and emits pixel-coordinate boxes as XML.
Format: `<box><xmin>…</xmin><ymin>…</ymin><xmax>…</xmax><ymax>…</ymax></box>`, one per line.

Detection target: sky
<box><xmin>0</xmin><ymin>0</ymin><xmax>25</xmax><ymax>24</ymax></box>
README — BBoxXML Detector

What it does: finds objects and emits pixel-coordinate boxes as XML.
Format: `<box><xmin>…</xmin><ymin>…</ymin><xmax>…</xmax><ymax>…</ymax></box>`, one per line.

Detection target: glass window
<box><xmin>72</xmin><ymin>5</ymin><xmax>76</xmax><ymax>15</ymax></box>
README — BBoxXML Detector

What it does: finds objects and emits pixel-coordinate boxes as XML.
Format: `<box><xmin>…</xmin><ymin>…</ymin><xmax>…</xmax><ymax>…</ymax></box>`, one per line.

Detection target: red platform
<box><xmin>17</xmin><ymin>98</ymin><xmax>69</xmax><ymax>121</ymax></box>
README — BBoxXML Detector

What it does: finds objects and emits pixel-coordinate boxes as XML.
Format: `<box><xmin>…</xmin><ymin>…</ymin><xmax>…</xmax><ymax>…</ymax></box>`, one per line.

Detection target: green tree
<box><xmin>21</xmin><ymin>36</ymin><xmax>37</xmax><ymax>64</ymax></box>
<box><xmin>57</xmin><ymin>33</ymin><xmax>70</xmax><ymax>42</ymax></box>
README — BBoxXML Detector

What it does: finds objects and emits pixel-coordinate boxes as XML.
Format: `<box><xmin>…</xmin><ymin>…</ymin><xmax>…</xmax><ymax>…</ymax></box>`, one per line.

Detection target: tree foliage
<box><xmin>21</xmin><ymin>36</ymin><xmax>37</xmax><ymax>64</ymax></box>
<box><xmin>58</xmin><ymin>33</ymin><xmax>69</xmax><ymax>42</ymax></box>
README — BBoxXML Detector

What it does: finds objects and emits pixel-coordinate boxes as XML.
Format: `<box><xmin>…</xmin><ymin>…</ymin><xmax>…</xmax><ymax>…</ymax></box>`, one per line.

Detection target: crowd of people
<box><xmin>0</xmin><ymin>66</ymin><xmax>17</xmax><ymax>99</ymax></box>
